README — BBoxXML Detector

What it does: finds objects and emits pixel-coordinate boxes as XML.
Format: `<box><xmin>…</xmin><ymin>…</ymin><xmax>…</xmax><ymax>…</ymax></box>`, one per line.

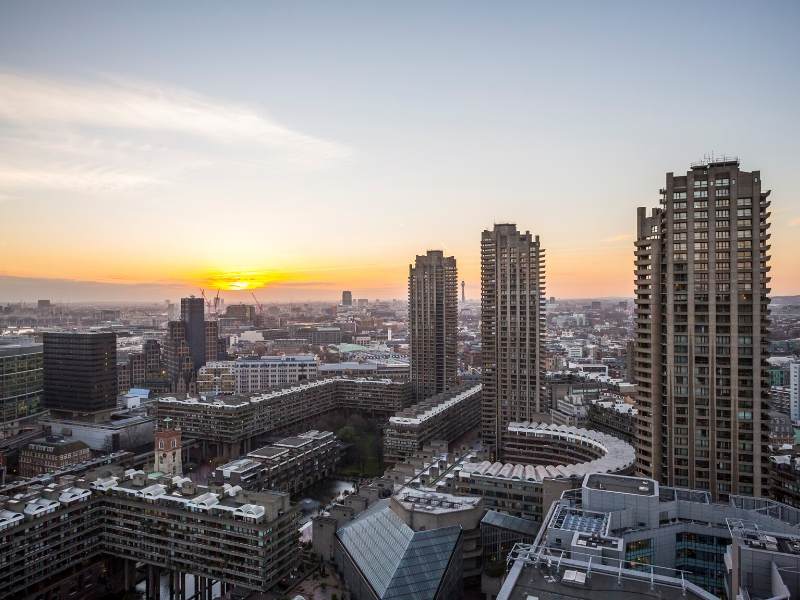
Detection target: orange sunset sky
<box><xmin>0</xmin><ymin>3</ymin><xmax>798</xmax><ymax>302</ymax></box>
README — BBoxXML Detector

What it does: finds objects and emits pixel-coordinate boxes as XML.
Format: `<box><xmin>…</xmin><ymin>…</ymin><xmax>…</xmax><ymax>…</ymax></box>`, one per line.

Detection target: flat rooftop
<box><xmin>0</xmin><ymin>337</ymin><xmax>42</xmax><ymax>356</ymax></box>
<box><xmin>249</xmin><ymin>446</ymin><xmax>290</xmax><ymax>459</ymax></box>
<box><xmin>728</xmin><ymin>520</ymin><xmax>800</xmax><ymax>556</ymax></box>
<box><xmin>585</xmin><ymin>473</ymin><xmax>655</xmax><ymax>496</ymax></box>
<box><xmin>218</xmin><ymin>458</ymin><xmax>261</xmax><ymax>474</ymax></box>
<box><xmin>274</xmin><ymin>436</ymin><xmax>313</xmax><ymax>449</ymax></box>
<box><xmin>501</xmin><ymin>563</ymin><xmax>710</xmax><ymax>600</ymax></box>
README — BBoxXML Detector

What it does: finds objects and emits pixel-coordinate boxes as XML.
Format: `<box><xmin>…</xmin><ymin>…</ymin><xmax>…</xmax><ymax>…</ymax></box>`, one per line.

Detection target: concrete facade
<box><xmin>212</xmin><ymin>430</ymin><xmax>341</xmax><ymax>494</ymax></box>
<box><xmin>384</xmin><ymin>383</ymin><xmax>481</xmax><ymax>462</ymax></box>
<box><xmin>156</xmin><ymin>377</ymin><xmax>414</xmax><ymax>457</ymax></box>
<box><xmin>0</xmin><ymin>465</ymin><xmax>298</xmax><ymax>598</ymax></box>
<box><xmin>408</xmin><ymin>250</ymin><xmax>458</xmax><ymax>400</ymax></box>
<box><xmin>481</xmin><ymin>224</ymin><xmax>545</xmax><ymax>456</ymax></box>
<box><xmin>634</xmin><ymin>160</ymin><xmax>772</xmax><ymax>501</ymax></box>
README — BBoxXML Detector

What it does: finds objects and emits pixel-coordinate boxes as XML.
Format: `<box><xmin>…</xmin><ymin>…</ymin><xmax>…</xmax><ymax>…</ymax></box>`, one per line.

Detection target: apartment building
<box><xmin>481</xmin><ymin>224</ymin><xmax>546</xmax><ymax>455</ymax></box>
<box><xmin>212</xmin><ymin>430</ymin><xmax>341</xmax><ymax>494</ymax></box>
<box><xmin>157</xmin><ymin>377</ymin><xmax>414</xmax><ymax>457</ymax></box>
<box><xmin>384</xmin><ymin>426</ymin><xmax>633</xmax><ymax>525</ymax></box>
<box><xmin>408</xmin><ymin>250</ymin><xmax>458</xmax><ymax>400</ymax></box>
<box><xmin>453</xmin><ymin>424</ymin><xmax>635</xmax><ymax>522</ymax></box>
<box><xmin>383</xmin><ymin>383</ymin><xmax>481</xmax><ymax>462</ymax></box>
<box><xmin>634</xmin><ymin>159</ymin><xmax>772</xmax><ymax>501</ymax></box>
<box><xmin>0</xmin><ymin>466</ymin><xmax>298</xmax><ymax>599</ymax></box>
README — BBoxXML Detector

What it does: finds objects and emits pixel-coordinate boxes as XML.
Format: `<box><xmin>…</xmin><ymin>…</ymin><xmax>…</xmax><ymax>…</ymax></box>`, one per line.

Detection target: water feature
<box><xmin>297</xmin><ymin>478</ymin><xmax>356</xmax><ymax>524</ymax></box>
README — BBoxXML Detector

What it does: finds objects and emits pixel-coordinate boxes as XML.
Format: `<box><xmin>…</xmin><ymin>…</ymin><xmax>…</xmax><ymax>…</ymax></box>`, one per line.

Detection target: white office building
<box><xmin>202</xmin><ymin>355</ymin><xmax>319</xmax><ymax>393</ymax></box>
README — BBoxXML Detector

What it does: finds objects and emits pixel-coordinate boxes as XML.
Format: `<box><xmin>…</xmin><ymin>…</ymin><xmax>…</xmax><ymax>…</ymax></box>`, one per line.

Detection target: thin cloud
<box><xmin>790</xmin><ymin>217</ymin><xmax>800</xmax><ymax>227</ymax></box>
<box><xmin>0</xmin><ymin>72</ymin><xmax>350</xmax><ymax>161</ymax></box>
<box><xmin>0</xmin><ymin>166</ymin><xmax>161</xmax><ymax>191</ymax></box>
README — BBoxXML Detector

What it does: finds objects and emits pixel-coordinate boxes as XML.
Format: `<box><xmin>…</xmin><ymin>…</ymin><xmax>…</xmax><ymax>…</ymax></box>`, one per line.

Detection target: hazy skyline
<box><xmin>1</xmin><ymin>2</ymin><xmax>798</xmax><ymax>302</ymax></box>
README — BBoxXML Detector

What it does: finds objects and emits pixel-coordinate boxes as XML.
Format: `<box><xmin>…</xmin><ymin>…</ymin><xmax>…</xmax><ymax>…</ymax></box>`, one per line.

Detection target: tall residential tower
<box><xmin>408</xmin><ymin>250</ymin><xmax>458</xmax><ymax>400</ymax></box>
<box><xmin>634</xmin><ymin>159</ymin><xmax>771</xmax><ymax>501</ymax></box>
<box><xmin>480</xmin><ymin>224</ymin><xmax>546</xmax><ymax>454</ymax></box>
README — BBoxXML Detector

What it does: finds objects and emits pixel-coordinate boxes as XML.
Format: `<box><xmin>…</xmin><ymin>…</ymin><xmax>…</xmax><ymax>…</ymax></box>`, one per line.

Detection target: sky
<box><xmin>0</xmin><ymin>1</ymin><xmax>798</xmax><ymax>303</ymax></box>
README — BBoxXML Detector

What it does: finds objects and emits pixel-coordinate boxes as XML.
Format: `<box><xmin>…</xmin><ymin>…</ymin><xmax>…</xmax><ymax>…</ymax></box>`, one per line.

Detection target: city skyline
<box><xmin>1</xmin><ymin>2</ymin><xmax>799</xmax><ymax>302</ymax></box>
<box><xmin>3</xmin><ymin>4</ymin><xmax>800</xmax><ymax>600</ymax></box>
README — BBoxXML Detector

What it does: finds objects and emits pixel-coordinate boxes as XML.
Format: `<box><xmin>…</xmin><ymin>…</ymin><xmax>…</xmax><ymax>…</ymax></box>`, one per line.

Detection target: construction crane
<box><xmin>250</xmin><ymin>291</ymin><xmax>264</xmax><ymax>315</ymax></box>
<box><xmin>213</xmin><ymin>289</ymin><xmax>221</xmax><ymax>315</ymax></box>
<box><xmin>199</xmin><ymin>288</ymin><xmax>213</xmax><ymax>314</ymax></box>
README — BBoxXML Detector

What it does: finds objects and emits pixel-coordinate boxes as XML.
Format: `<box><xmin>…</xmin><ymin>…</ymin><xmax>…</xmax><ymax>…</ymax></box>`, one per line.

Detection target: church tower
<box><xmin>154</xmin><ymin>417</ymin><xmax>182</xmax><ymax>476</ymax></box>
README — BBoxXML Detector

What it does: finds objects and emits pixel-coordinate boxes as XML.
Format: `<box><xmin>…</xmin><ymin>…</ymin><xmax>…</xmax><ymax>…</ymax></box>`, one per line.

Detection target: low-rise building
<box><xmin>549</xmin><ymin>393</ymin><xmax>589</xmax><ymax>427</ymax></box>
<box><xmin>19</xmin><ymin>437</ymin><xmax>91</xmax><ymax>477</ymax></box>
<box><xmin>42</xmin><ymin>410</ymin><xmax>155</xmax><ymax>452</ymax></box>
<box><xmin>586</xmin><ymin>397</ymin><xmax>636</xmax><ymax>443</ymax></box>
<box><xmin>318</xmin><ymin>358</ymin><xmax>410</xmax><ymax>380</ymax></box>
<box><xmin>769</xmin><ymin>409</ymin><xmax>795</xmax><ymax>446</ymax></box>
<box><xmin>198</xmin><ymin>354</ymin><xmax>319</xmax><ymax>394</ymax></box>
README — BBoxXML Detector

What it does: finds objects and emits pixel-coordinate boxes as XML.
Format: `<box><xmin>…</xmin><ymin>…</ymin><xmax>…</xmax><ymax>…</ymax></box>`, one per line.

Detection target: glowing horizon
<box><xmin>0</xmin><ymin>3</ymin><xmax>798</xmax><ymax>303</ymax></box>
